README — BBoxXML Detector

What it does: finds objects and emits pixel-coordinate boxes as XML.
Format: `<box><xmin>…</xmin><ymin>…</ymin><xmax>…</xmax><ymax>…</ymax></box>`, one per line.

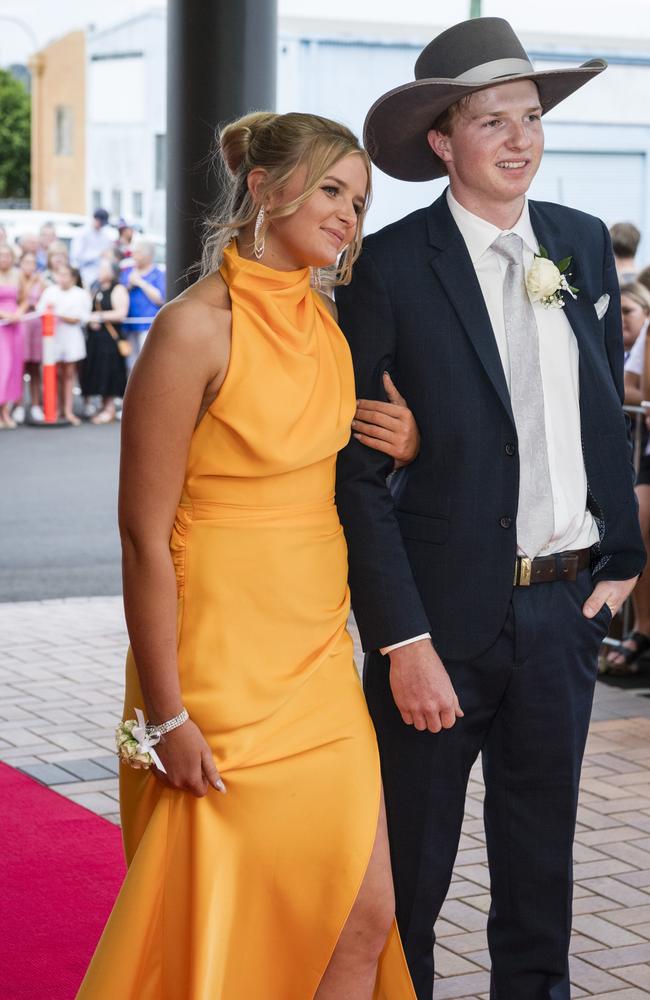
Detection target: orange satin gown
<box><xmin>76</xmin><ymin>243</ymin><xmax>416</xmax><ymax>999</ymax></box>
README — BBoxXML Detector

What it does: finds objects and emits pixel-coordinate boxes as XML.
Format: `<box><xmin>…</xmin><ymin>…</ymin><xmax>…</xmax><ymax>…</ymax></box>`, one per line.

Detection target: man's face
<box><xmin>428</xmin><ymin>80</ymin><xmax>544</xmax><ymax>208</ymax></box>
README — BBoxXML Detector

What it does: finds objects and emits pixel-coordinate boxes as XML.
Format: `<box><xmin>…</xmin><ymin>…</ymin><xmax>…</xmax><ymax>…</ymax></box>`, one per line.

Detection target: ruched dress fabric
<box><xmin>76</xmin><ymin>243</ymin><xmax>416</xmax><ymax>1000</ymax></box>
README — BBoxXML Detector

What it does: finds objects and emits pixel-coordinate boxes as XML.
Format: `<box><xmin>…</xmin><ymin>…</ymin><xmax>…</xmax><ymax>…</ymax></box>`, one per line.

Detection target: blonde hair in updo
<box><xmin>200</xmin><ymin>111</ymin><xmax>372</xmax><ymax>285</ymax></box>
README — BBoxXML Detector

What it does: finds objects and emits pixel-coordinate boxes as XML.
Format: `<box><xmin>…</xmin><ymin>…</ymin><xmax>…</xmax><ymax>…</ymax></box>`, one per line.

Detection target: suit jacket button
<box><xmin>500</xmin><ymin>516</ymin><xmax>513</xmax><ymax>528</ymax></box>
<box><xmin>505</xmin><ymin>442</ymin><xmax>516</xmax><ymax>456</ymax></box>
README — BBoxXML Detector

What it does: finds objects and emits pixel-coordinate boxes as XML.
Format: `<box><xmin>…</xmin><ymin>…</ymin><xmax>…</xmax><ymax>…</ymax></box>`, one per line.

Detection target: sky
<box><xmin>1</xmin><ymin>0</ymin><xmax>650</xmax><ymax>66</ymax></box>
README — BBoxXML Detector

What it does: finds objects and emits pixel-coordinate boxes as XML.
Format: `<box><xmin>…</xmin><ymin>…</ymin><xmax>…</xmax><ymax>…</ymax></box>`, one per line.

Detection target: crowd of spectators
<box><xmin>0</xmin><ymin>209</ymin><xmax>165</xmax><ymax>428</ymax></box>
<box><xmin>606</xmin><ymin>221</ymin><xmax>650</xmax><ymax>675</ymax></box>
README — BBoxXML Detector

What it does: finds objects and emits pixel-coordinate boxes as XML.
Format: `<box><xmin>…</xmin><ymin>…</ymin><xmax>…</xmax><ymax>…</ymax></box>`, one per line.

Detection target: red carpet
<box><xmin>0</xmin><ymin>762</ymin><xmax>126</xmax><ymax>1000</ymax></box>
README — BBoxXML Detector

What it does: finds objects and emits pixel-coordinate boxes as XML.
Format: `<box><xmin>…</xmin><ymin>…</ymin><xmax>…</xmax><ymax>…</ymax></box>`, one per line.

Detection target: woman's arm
<box><xmin>625</xmin><ymin>370</ymin><xmax>642</xmax><ymax>406</ymax></box>
<box><xmin>119</xmin><ymin>290</ymin><xmax>230</xmax><ymax>795</ymax></box>
<box><xmin>352</xmin><ymin>372</ymin><xmax>420</xmax><ymax>467</ymax></box>
<box><xmin>95</xmin><ymin>283</ymin><xmax>130</xmax><ymax>323</ymax></box>
<box><xmin>315</xmin><ymin>290</ymin><xmax>421</xmax><ymax>466</ymax></box>
<box><xmin>130</xmin><ymin>270</ymin><xmax>164</xmax><ymax>306</ymax></box>
<box><xmin>642</xmin><ymin>332</ymin><xmax>650</xmax><ymax>405</ymax></box>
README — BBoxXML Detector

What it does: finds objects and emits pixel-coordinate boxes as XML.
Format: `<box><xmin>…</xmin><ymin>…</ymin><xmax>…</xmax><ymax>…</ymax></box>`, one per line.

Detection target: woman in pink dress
<box><xmin>16</xmin><ymin>251</ymin><xmax>46</xmax><ymax>423</ymax></box>
<box><xmin>0</xmin><ymin>244</ymin><xmax>26</xmax><ymax>429</ymax></box>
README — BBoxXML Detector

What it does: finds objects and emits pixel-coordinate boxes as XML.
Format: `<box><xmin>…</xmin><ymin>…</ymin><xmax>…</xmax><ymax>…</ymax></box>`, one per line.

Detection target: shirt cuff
<box><xmin>380</xmin><ymin>633</ymin><xmax>431</xmax><ymax>656</ymax></box>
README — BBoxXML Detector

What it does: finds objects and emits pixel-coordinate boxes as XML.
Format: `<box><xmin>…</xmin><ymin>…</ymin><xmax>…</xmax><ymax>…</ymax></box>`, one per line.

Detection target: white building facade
<box><xmin>86</xmin><ymin>9</ymin><xmax>166</xmax><ymax>236</ymax></box>
<box><xmin>85</xmin><ymin>11</ymin><xmax>650</xmax><ymax>260</ymax></box>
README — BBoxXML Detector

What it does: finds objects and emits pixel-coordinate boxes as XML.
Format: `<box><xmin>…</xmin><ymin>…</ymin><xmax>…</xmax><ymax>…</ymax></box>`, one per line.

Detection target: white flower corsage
<box><xmin>526</xmin><ymin>245</ymin><xmax>579</xmax><ymax>309</ymax></box>
<box><xmin>116</xmin><ymin>708</ymin><xmax>167</xmax><ymax>772</ymax></box>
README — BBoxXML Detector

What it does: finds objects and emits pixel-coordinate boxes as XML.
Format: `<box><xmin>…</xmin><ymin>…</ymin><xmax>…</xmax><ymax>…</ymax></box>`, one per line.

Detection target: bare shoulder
<box><xmin>315</xmin><ymin>289</ymin><xmax>338</xmax><ymax>322</ymax></box>
<box><xmin>148</xmin><ymin>271</ymin><xmax>231</xmax><ymax>354</ymax></box>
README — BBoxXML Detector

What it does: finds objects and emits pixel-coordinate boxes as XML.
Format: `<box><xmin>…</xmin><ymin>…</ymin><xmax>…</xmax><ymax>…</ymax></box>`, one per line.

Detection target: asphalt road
<box><xmin>1</xmin><ymin>422</ymin><xmax>122</xmax><ymax>602</ymax></box>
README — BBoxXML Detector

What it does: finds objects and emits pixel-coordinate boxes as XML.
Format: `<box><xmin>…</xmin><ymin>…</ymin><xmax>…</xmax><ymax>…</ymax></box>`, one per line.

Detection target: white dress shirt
<box><xmin>382</xmin><ymin>190</ymin><xmax>598</xmax><ymax>655</ymax></box>
<box><xmin>70</xmin><ymin>225</ymin><xmax>115</xmax><ymax>289</ymax></box>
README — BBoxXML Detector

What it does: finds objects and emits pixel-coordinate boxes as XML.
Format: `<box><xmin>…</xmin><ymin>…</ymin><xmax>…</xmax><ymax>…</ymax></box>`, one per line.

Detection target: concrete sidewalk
<box><xmin>1</xmin><ymin>596</ymin><xmax>649</xmax><ymax>998</ymax></box>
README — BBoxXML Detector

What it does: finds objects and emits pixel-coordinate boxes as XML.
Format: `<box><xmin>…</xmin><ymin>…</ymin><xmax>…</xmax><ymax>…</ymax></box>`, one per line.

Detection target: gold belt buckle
<box><xmin>514</xmin><ymin>556</ymin><xmax>532</xmax><ymax>586</ymax></box>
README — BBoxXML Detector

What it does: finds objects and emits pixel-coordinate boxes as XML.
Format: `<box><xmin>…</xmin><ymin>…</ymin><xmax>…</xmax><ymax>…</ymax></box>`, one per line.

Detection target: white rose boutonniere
<box><xmin>526</xmin><ymin>245</ymin><xmax>579</xmax><ymax>310</ymax></box>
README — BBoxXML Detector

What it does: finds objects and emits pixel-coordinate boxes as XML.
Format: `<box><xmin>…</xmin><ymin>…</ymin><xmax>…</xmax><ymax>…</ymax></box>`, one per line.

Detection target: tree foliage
<box><xmin>0</xmin><ymin>69</ymin><xmax>30</xmax><ymax>199</ymax></box>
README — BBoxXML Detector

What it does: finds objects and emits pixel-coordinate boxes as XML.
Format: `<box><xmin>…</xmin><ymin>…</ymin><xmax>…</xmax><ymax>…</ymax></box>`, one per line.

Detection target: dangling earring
<box><xmin>254</xmin><ymin>206</ymin><xmax>265</xmax><ymax>260</ymax></box>
<box><xmin>312</xmin><ymin>267</ymin><xmax>322</xmax><ymax>291</ymax></box>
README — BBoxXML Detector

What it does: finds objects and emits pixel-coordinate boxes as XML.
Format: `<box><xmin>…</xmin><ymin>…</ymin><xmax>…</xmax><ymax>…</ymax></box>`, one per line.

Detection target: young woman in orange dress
<box><xmin>77</xmin><ymin>112</ymin><xmax>419</xmax><ymax>1000</ymax></box>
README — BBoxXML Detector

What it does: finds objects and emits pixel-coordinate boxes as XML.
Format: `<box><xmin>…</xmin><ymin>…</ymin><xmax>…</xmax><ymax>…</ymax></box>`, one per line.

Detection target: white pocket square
<box><xmin>594</xmin><ymin>293</ymin><xmax>610</xmax><ymax>320</ymax></box>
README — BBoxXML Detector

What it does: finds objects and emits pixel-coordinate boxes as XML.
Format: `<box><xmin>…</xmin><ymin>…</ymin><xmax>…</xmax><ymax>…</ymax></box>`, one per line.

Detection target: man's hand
<box><xmin>389</xmin><ymin>638</ymin><xmax>463</xmax><ymax>733</ymax></box>
<box><xmin>582</xmin><ymin>576</ymin><xmax>639</xmax><ymax>619</ymax></box>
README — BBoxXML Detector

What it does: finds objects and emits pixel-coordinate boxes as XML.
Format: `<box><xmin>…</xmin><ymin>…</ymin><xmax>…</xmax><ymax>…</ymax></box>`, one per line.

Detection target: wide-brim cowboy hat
<box><xmin>364</xmin><ymin>17</ymin><xmax>606</xmax><ymax>181</ymax></box>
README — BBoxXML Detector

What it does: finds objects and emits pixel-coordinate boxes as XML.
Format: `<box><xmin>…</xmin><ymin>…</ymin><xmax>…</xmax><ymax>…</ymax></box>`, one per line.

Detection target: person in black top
<box><xmin>82</xmin><ymin>259</ymin><xmax>130</xmax><ymax>424</ymax></box>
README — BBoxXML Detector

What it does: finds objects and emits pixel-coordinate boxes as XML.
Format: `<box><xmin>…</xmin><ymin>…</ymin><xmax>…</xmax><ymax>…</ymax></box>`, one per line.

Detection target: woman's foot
<box><xmin>604</xmin><ymin>630</ymin><xmax>650</xmax><ymax>676</ymax></box>
<box><xmin>0</xmin><ymin>407</ymin><xmax>16</xmax><ymax>428</ymax></box>
<box><xmin>64</xmin><ymin>412</ymin><xmax>81</xmax><ymax>426</ymax></box>
<box><xmin>91</xmin><ymin>408</ymin><xmax>116</xmax><ymax>425</ymax></box>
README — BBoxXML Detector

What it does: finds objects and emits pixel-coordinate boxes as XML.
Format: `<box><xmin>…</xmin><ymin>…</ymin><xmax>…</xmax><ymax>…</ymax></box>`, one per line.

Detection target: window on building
<box><xmin>54</xmin><ymin>106</ymin><xmax>73</xmax><ymax>156</ymax></box>
<box><xmin>132</xmin><ymin>191</ymin><xmax>143</xmax><ymax>218</ymax></box>
<box><xmin>155</xmin><ymin>134</ymin><xmax>166</xmax><ymax>190</ymax></box>
<box><xmin>92</xmin><ymin>190</ymin><xmax>102</xmax><ymax>211</ymax></box>
<box><xmin>111</xmin><ymin>189</ymin><xmax>122</xmax><ymax>218</ymax></box>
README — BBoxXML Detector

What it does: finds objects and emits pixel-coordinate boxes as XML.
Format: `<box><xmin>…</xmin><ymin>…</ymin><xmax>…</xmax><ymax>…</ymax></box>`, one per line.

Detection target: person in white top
<box><xmin>37</xmin><ymin>265</ymin><xmax>91</xmax><ymax>425</ymax></box>
<box><xmin>70</xmin><ymin>208</ymin><xmax>115</xmax><ymax>290</ymax></box>
<box><xmin>335</xmin><ymin>16</ymin><xmax>645</xmax><ymax>1000</ymax></box>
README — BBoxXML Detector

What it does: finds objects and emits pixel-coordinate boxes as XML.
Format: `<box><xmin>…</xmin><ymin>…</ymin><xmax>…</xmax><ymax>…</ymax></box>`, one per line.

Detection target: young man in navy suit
<box><xmin>335</xmin><ymin>17</ymin><xmax>646</xmax><ymax>1000</ymax></box>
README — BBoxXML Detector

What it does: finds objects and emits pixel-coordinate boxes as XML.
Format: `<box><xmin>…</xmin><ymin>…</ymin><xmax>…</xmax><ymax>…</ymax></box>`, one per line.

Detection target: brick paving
<box><xmin>1</xmin><ymin>596</ymin><xmax>650</xmax><ymax>997</ymax></box>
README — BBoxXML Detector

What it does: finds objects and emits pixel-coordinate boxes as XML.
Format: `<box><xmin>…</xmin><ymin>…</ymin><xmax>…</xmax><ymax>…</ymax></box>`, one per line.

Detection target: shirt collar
<box><xmin>446</xmin><ymin>187</ymin><xmax>539</xmax><ymax>264</ymax></box>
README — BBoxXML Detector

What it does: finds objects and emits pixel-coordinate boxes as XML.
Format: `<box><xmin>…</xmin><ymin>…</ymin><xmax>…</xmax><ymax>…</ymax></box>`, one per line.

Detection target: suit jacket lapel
<box><xmin>426</xmin><ymin>194</ymin><xmax>515</xmax><ymax>426</ymax></box>
<box><xmin>528</xmin><ymin>201</ymin><xmax>606</xmax><ymax>388</ymax></box>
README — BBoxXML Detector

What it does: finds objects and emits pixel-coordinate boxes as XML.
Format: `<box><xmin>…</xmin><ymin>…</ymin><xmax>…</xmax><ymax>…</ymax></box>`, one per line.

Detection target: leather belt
<box><xmin>513</xmin><ymin>548</ymin><xmax>591</xmax><ymax>586</ymax></box>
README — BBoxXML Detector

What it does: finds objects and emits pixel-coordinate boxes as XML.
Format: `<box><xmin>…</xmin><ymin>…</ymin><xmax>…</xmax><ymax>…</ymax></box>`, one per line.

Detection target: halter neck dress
<box><xmin>76</xmin><ymin>242</ymin><xmax>416</xmax><ymax>999</ymax></box>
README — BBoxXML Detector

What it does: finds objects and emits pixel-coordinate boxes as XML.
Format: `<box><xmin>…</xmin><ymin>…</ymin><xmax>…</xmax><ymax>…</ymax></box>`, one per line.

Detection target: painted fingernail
<box><xmin>215</xmin><ymin>778</ymin><xmax>226</xmax><ymax>793</ymax></box>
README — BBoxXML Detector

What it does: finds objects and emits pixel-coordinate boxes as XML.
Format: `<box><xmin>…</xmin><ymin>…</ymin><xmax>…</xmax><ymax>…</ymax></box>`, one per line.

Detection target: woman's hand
<box><xmin>352</xmin><ymin>371</ymin><xmax>421</xmax><ymax>467</ymax></box>
<box><xmin>151</xmin><ymin>718</ymin><xmax>226</xmax><ymax>798</ymax></box>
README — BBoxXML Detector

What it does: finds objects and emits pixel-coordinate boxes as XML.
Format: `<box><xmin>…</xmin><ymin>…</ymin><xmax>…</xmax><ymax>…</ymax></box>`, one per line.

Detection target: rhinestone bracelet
<box><xmin>146</xmin><ymin>707</ymin><xmax>189</xmax><ymax>738</ymax></box>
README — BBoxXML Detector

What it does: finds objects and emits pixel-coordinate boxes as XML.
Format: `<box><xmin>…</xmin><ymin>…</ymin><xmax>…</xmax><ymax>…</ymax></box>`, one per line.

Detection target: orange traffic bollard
<box><xmin>41</xmin><ymin>304</ymin><xmax>57</xmax><ymax>424</ymax></box>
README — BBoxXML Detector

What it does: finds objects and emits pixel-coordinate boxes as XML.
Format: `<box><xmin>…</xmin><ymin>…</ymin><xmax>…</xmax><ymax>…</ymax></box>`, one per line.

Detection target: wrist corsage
<box><xmin>116</xmin><ymin>706</ymin><xmax>189</xmax><ymax>772</ymax></box>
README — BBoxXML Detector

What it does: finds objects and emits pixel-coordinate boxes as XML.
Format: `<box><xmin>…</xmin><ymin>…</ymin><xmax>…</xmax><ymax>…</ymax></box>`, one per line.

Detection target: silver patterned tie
<box><xmin>491</xmin><ymin>233</ymin><xmax>554</xmax><ymax>558</ymax></box>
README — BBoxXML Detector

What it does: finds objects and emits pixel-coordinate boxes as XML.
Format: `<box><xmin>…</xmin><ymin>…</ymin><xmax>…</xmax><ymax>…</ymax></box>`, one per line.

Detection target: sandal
<box><xmin>604</xmin><ymin>630</ymin><xmax>650</xmax><ymax>676</ymax></box>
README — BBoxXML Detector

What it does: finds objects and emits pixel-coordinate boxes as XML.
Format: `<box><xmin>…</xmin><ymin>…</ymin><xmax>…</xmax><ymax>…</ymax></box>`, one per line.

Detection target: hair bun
<box><xmin>219</xmin><ymin>111</ymin><xmax>277</xmax><ymax>176</ymax></box>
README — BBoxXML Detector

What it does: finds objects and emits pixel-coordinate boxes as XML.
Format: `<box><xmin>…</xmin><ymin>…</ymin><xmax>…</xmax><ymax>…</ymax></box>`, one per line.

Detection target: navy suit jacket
<box><xmin>335</xmin><ymin>191</ymin><xmax>646</xmax><ymax>660</ymax></box>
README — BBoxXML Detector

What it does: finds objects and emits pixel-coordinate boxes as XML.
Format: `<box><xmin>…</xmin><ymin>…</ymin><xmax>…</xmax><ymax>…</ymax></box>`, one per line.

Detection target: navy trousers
<box><xmin>364</xmin><ymin>569</ymin><xmax>611</xmax><ymax>1000</ymax></box>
